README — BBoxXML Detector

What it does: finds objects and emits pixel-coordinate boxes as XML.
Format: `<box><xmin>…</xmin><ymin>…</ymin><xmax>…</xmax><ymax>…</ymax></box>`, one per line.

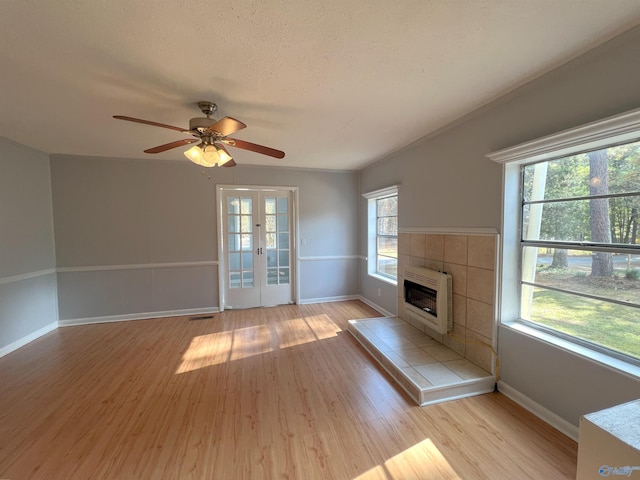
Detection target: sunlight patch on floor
<box><xmin>353</xmin><ymin>439</ymin><xmax>460</xmax><ymax>480</ymax></box>
<box><xmin>278</xmin><ymin>315</ymin><xmax>340</xmax><ymax>349</ymax></box>
<box><xmin>175</xmin><ymin>326</ymin><xmax>272</xmax><ymax>373</ymax></box>
<box><xmin>175</xmin><ymin>315</ymin><xmax>341</xmax><ymax>374</ymax></box>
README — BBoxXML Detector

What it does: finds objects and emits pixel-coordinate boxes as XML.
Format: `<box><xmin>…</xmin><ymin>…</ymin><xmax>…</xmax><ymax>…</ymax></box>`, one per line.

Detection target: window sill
<box><xmin>502</xmin><ymin>320</ymin><xmax>640</xmax><ymax>380</ymax></box>
<box><xmin>368</xmin><ymin>272</ymin><xmax>397</xmax><ymax>287</ymax></box>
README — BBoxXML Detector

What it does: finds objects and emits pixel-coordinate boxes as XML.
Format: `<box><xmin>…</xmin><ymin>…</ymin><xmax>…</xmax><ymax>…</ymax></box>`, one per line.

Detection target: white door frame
<box><xmin>216</xmin><ymin>184</ymin><xmax>300</xmax><ymax>311</ymax></box>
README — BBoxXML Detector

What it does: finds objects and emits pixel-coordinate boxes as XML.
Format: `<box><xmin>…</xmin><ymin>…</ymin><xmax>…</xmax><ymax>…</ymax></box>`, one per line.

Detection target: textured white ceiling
<box><xmin>1</xmin><ymin>1</ymin><xmax>640</xmax><ymax>170</ymax></box>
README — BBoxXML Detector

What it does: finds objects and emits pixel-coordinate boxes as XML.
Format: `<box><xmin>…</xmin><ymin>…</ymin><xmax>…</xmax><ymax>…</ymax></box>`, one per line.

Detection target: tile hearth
<box><xmin>348</xmin><ymin>316</ymin><xmax>495</xmax><ymax>406</ymax></box>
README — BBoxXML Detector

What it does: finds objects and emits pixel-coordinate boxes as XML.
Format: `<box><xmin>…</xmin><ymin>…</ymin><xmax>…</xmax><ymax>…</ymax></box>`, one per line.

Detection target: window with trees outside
<box><xmin>521</xmin><ymin>144</ymin><xmax>640</xmax><ymax>362</ymax></box>
<box><xmin>364</xmin><ymin>186</ymin><xmax>398</xmax><ymax>282</ymax></box>
<box><xmin>490</xmin><ymin>109</ymin><xmax>640</xmax><ymax>368</ymax></box>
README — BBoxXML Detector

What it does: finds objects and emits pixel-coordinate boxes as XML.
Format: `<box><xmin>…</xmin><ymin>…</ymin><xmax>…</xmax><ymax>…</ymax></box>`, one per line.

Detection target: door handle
<box><xmin>256</xmin><ymin>247</ymin><xmax>263</xmax><ymax>255</ymax></box>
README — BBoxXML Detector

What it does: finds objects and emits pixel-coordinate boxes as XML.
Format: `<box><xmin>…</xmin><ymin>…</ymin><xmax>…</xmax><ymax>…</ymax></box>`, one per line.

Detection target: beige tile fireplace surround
<box><xmin>399</xmin><ymin>232</ymin><xmax>497</xmax><ymax>373</ymax></box>
<box><xmin>350</xmin><ymin>232</ymin><xmax>498</xmax><ymax>406</ymax></box>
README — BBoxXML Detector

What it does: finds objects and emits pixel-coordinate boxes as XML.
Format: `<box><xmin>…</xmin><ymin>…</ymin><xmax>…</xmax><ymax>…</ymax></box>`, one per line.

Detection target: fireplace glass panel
<box><xmin>404</xmin><ymin>279</ymin><xmax>438</xmax><ymax>317</ymax></box>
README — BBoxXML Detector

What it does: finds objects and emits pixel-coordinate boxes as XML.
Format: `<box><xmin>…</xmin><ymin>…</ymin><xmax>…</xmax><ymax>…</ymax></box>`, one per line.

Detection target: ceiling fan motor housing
<box><xmin>190</xmin><ymin>101</ymin><xmax>219</xmax><ymax>133</ymax></box>
<box><xmin>189</xmin><ymin>116</ymin><xmax>219</xmax><ymax>133</ymax></box>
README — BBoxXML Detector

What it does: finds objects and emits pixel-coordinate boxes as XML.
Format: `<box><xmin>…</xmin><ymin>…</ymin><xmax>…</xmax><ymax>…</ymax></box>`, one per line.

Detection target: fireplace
<box><xmin>403</xmin><ymin>266</ymin><xmax>452</xmax><ymax>334</ymax></box>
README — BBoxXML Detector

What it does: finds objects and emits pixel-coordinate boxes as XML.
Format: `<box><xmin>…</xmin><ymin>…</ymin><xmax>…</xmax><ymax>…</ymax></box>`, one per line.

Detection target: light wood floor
<box><xmin>0</xmin><ymin>301</ymin><xmax>577</xmax><ymax>479</ymax></box>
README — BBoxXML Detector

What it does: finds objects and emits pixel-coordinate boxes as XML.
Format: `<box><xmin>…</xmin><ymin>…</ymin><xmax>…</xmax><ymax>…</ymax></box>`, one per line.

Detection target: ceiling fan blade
<box><xmin>224</xmin><ymin>138</ymin><xmax>285</xmax><ymax>159</ymax></box>
<box><xmin>144</xmin><ymin>138</ymin><xmax>199</xmax><ymax>154</ymax></box>
<box><xmin>222</xmin><ymin>159</ymin><xmax>237</xmax><ymax>167</ymax></box>
<box><xmin>205</xmin><ymin>116</ymin><xmax>247</xmax><ymax>136</ymax></box>
<box><xmin>113</xmin><ymin>115</ymin><xmax>188</xmax><ymax>133</ymax></box>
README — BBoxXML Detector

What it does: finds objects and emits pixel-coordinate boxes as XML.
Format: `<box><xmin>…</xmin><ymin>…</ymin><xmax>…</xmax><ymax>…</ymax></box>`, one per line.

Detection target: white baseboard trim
<box><xmin>0</xmin><ymin>321</ymin><xmax>58</xmax><ymax>358</ymax></box>
<box><xmin>298</xmin><ymin>295</ymin><xmax>393</xmax><ymax>318</ymax></box>
<box><xmin>357</xmin><ymin>296</ymin><xmax>395</xmax><ymax>317</ymax></box>
<box><xmin>59</xmin><ymin>307</ymin><xmax>220</xmax><ymax>327</ymax></box>
<box><xmin>299</xmin><ymin>295</ymin><xmax>361</xmax><ymax>305</ymax></box>
<box><xmin>298</xmin><ymin>255</ymin><xmax>362</xmax><ymax>262</ymax></box>
<box><xmin>56</xmin><ymin>297</ymin><xmax>391</xmax><ymax>327</ymax></box>
<box><xmin>497</xmin><ymin>380</ymin><xmax>579</xmax><ymax>441</ymax></box>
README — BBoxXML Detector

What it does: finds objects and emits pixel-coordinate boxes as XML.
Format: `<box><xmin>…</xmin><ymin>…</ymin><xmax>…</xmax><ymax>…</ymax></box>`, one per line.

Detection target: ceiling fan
<box><xmin>113</xmin><ymin>101</ymin><xmax>285</xmax><ymax>168</ymax></box>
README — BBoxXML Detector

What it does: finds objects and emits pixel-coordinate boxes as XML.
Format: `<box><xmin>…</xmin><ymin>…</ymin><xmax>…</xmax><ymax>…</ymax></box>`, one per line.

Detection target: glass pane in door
<box><xmin>264</xmin><ymin>196</ymin><xmax>290</xmax><ymax>286</ymax></box>
<box><xmin>265</xmin><ymin>198</ymin><xmax>276</xmax><ymax>214</ymax></box>
<box><xmin>228</xmin><ymin>196</ymin><xmax>255</xmax><ymax>289</ymax></box>
<box><xmin>242</xmin><ymin>270</ymin><xmax>254</xmax><ymax>288</ymax></box>
<box><xmin>277</xmin><ymin>215</ymin><xmax>288</xmax><ymax>232</ymax></box>
<box><xmin>230</xmin><ymin>272</ymin><xmax>241</xmax><ymax>289</ymax></box>
<box><xmin>279</xmin><ymin>268</ymin><xmax>290</xmax><ymax>284</ymax></box>
<box><xmin>229</xmin><ymin>253</ymin><xmax>240</xmax><ymax>270</ymax></box>
<box><xmin>265</xmin><ymin>233</ymin><xmax>276</xmax><ymax>249</ymax></box>
<box><xmin>277</xmin><ymin>197</ymin><xmax>288</xmax><ymax>213</ymax></box>
<box><xmin>278</xmin><ymin>233</ymin><xmax>289</xmax><ymax>249</ymax></box>
<box><xmin>228</xmin><ymin>198</ymin><xmax>240</xmax><ymax>214</ymax></box>
<box><xmin>228</xmin><ymin>234</ymin><xmax>240</xmax><ymax>251</ymax></box>
<box><xmin>242</xmin><ymin>252</ymin><xmax>253</xmax><ymax>269</ymax></box>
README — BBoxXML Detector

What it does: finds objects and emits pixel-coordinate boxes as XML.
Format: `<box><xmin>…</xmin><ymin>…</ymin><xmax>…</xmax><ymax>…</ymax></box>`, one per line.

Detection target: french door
<box><xmin>218</xmin><ymin>187</ymin><xmax>295</xmax><ymax>309</ymax></box>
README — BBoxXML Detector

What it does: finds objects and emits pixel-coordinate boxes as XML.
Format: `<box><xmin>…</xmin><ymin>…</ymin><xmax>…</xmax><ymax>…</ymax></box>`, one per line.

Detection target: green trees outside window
<box><xmin>521</xmin><ymin>141</ymin><xmax>640</xmax><ymax>360</ymax></box>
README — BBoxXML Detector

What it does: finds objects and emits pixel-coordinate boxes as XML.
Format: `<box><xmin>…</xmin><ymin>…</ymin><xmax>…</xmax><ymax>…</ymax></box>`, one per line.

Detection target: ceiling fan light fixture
<box><xmin>216</xmin><ymin>146</ymin><xmax>233</xmax><ymax>166</ymax></box>
<box><xmin>203</xmin><ymin>144</ymin><xmax>220</xmax><ymax>167</ymax></box>
<box><xmin>184</xmin><ymin>143</ymin><xmax>220</xmax><ymax>167</ymax></box>
<box><xmin>184</xmin><ymin>144</ymin><xmax>205</xmax><ymax>165</ymax></box>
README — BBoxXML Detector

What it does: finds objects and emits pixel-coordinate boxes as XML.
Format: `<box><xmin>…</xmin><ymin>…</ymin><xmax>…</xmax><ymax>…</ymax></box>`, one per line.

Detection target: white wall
<box><xmin>0</xmin><ymin>138</ymin><xmax>57</xmax><ymax>353</ymax></box>
<box><xmin>359</xmin><ymin>26</ymin><xmax>640</xmax><ymax>427</ymax></box>
<box><xmin>50</xmin><ymin>156</ymin><xmax>360</xmax><ymax>321</ymax></box>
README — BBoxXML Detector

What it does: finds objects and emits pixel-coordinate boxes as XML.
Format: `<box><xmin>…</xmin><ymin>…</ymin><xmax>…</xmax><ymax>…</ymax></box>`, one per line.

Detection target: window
<box><xmin>489</xmin><ymin>108</ymin><xmax>640</xmax><ymax>366</ymax></box>
<box><xmin>363</xmin><ymin>186</ymin><xmax>398</xmax><ymax>282</ymax></box>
